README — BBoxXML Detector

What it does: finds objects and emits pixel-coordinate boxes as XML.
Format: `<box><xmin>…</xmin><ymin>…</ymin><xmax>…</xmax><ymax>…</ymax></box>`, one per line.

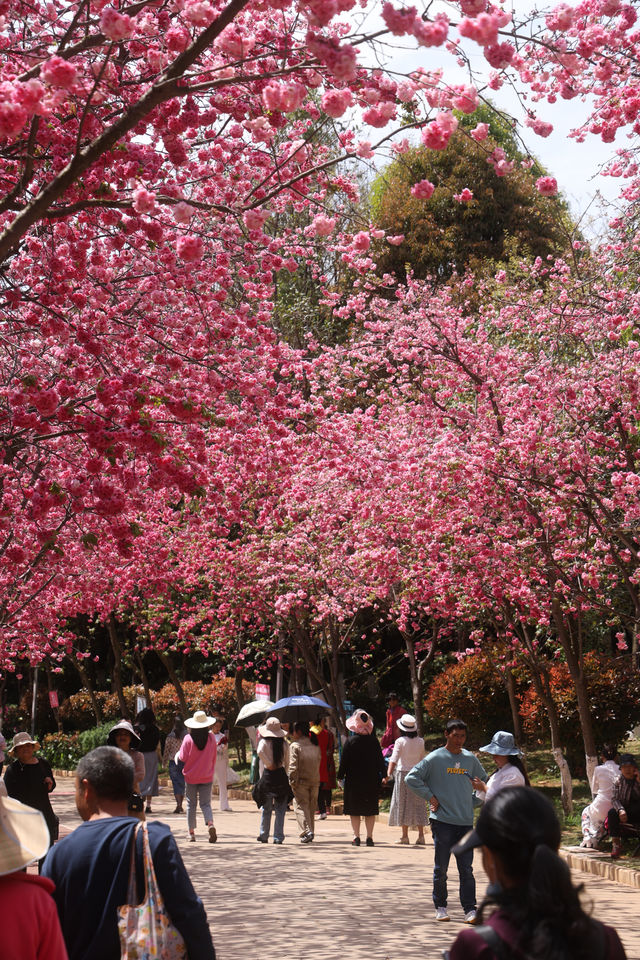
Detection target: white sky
<box><xmin>353</xmin><ymin>0</ymin><xmax>624</xmax><ymax>236</ymax></box>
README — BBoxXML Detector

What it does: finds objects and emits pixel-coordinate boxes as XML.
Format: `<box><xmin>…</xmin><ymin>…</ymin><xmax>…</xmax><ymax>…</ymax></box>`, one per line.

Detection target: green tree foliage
<box><xmin>424</xmin><ymin>650</ymin><xmax>525</xmax><ymax>743</ymax></box>
<box><xmin>371</xmin><ymin>112</ymin><xmax>573</xmax><ymax>285</ymax></box>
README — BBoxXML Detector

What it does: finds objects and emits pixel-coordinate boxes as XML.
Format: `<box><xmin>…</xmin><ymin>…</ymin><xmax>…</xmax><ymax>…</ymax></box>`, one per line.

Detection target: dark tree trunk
<box><xmin>107</xmin><ymin>614</ymin><xmax>130</xmax><ymax>719</ymax></box>
<box><xmin>156</xmin><ymin>650</ymin><xmax>188</xmax><ymax>717</ymax></box>
<box><xmin>70</xmin><ymin>657</ymin><xmax>103</xmax><ymax>724</ymax></box>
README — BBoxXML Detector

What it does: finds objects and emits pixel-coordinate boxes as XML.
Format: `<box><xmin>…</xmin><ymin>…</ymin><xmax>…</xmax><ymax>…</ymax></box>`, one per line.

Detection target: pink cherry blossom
<box><xmin>100</xmin><ymin>7</ymin><xmax>135</xmax><ymax>41</ymax></box>
<box><xmin>536</xmin><ymin>175</ymin><xmax>558</xmax><ymax>195</ymax></box>
<box><xmin>309</xmin><ymin>214</ymin><xmax>336</xmax><ymax>236</ymax></box>
<box><xmin>176</xmin><ymin>234</ymin><xmax>204</xmax><ymax>260</ymax></box>
<box><xmin>41</xmin><ymin>56</ymin><xmax>79</xmax><ymax>90</ymax></box>
<box><xmin>321</xmin><ymin>89</ymin><xmax>353</xmax><ymax>118</ymax></box>
<box><xmin>470</xmin><ymin>122</ymin><xmax>489</xmax><ymax>141</ymax></box>
<box><xmin>243</xmin><ymin>209</ymin><xmax>270</xmax><ymax>231</ymax></box>
<box><xmin>422</xmin><ymin>112</ymin><xmax>458</xmax><ymax>150</ymax></box>
<box><xmin>411</xmin><ymin>179</ymin><xmax>435</xmax><ymax>199</ymax></box>
<box><xmin>381</xmin><ymin>2</ymin><xmax>418</xmax><ymax>35</ymax></box>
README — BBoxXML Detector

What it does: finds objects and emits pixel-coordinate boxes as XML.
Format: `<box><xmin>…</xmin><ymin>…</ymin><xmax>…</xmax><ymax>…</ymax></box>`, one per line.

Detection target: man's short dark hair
<box><xmin>445</xmin><ymin>719</ymin><xmax>467</xmax><ymax>735</ymax></box>
<box><xmin>76</xmin><ymin>746</ymin><xmax>134</xmax><ymax>801</ymax></box>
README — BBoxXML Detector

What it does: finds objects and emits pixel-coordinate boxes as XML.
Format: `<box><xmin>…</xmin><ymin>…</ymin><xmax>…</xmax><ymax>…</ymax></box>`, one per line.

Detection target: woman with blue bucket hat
<box><xmin>471</xmin><ymin>731</ymin><xmax>530</xmax><ymax>802</ymax></box>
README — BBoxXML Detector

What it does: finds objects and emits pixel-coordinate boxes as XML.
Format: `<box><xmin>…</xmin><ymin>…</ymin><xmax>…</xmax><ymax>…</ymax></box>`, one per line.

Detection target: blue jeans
<box><xmin>430</xmin><ymin>819</ymin><xmax>476</xmax><ymax>912</ymax></box>
<box><xmin>259</xmin><ymin>793</ymin><xmax>288</xmax><ymax>842</ymax></box>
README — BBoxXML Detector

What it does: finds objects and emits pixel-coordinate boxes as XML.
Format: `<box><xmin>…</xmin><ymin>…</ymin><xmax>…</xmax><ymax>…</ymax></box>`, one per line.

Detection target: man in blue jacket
<box><xmin>42</xmin><ymin>746</ymin><xmax>216</xmax><ymax>960</ymax></box>
<box><xmin>406</xmin><ymin>718</ymin><xmax>487</xmax><ymax>924</ymax></box>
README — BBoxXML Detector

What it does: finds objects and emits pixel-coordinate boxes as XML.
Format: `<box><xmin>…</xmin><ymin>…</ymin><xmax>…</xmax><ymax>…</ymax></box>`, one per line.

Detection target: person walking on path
<box><xmin>163</xmin><ymin>714</ymin><xmax>187</xmax><ymax>814</ymax></box>
<box><xmin>178</xmin><ymin>710</ymin><xmax>218</xmax><ymax>844</ymax></box>
<box><xmin>311</xmin><ymin>714</ymin><xmax>336</xmax><ymax>819</ymax></box>
<box><xmin>580</xmin><ymin>744</ymin><xmax>619</xmax><ymax>849</ymax></box>
<box><xmin>445</xmin><ymin>787</ymin><xmax>627</xmax><ymax>960</ymax></box>
<box><xmin>212</xmin><ymin>717</ymin><xmax>232</xmax><ymax>812</ymax></box>
<box><xmin>406</xmin><ymin>718</ymin><xmax>487</xmax><ymax>924</ymax></box>
<box><xmin>0</xmin><ymin>792</ymin><xmax>69</xmax><ymax>960</ymax></box>
<box><xmin>135</xmin><ymin>707</ymin><xmax>161</xmax><ymax>814</ymax></box>
<box><xmin>254</xmin><ymin>716</ymin><xmax>291</xmax><ymax>844</ymax></box>
<box><xmin>4</xmin><ymin>732</ymin><xmax>59</xmax><ymax>859</ymax></box>
<box><xmin>607</xmin><ymin>752</ymin><xmax>640</xmax><ymax>859</ymax></box>
<box><xmin>383</xmin><ymin>714</ymin><xmax>428</xmax><ymax>845</ymax></box>
<box><xmin>289</xmin><ymin>721</ymin><xmax>321</xmax><ymax>842</ymax></box>
<box><xmin>471</xmin><ymin>731</ymin><xmax>528</xmax><ymax>804</ymax></box>
<box><xmin>41</xmin><ymin>746</ymin><xmax>215</xmax><ymax>960</ymax></box>
<box><xmin>337</xmin><ymin>708</ymin><xmax>386</xmax><ymax>847</ymax></box>
<box><xmin>106</xmin><ymin>719</ymin><xmax>145</xmax><ymax>818</ymax></box>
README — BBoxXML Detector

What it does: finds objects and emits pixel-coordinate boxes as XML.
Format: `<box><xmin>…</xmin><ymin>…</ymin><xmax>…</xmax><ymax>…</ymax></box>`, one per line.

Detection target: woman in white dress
<box><xmin>580</xmin><ymin>744</ymin><xmax>619</xmax><ymax>849</ymax></box>
<box><xmin>384</xmin><ymin>714</ymin><xmax>429</xmax><ymax>845</ymax></box>
<box><xmin>472</xmin><ymin>730</ymin><xmax>529</xmax><ymax>802</ymax></box>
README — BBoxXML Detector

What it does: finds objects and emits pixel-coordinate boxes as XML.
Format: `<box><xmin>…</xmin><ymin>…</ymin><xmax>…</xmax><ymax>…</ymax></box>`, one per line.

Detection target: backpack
<box><xmin>442</xmin><ymin>920</ymin><xmax>608</xmax><ymax>960</ymax></box>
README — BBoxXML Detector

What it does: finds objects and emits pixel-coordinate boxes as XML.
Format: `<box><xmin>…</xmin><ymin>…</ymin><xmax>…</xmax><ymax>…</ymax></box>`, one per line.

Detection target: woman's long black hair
<box><xmin>191</xmin><ymin>726</ymin><xmax>211</xmax><ymax>751</ymax></box>
<box><xmin>264</xmin><ymin>735</ymin><xmax>285</xmax><ymax>767</ymax></box>
<box><xmin>477</xmin><ymin>787</ymin><xmax>600</xmax><ymax>960</ymax></box>
<box><xmin>505</xmin><ymin>754</ymin><xmax>530</xmax><ymax>786</ymax></box>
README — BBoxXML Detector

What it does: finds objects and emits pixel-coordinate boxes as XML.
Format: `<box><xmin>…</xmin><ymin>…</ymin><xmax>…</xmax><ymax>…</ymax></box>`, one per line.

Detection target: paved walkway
<box><xmin>50</xmin><ymin>783</ymin><xmax>640</xmax><ymax>960</ymax></box>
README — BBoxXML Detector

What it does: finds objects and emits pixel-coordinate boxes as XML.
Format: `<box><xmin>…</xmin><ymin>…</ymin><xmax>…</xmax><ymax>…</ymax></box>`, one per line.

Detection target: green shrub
<box><xmin>424</xmin><ymin>647</ymin><xmax>524</xmax><ymax>743</ymax></box>
<box><xmin>78</xmin><ymin>721</ymin><xmax>116</xmax><ymax>754</ymax></box>
<box><xmin>40</xmin><ymin>732</ymin><xmax>83</xmax><ymax>771</ymax></box>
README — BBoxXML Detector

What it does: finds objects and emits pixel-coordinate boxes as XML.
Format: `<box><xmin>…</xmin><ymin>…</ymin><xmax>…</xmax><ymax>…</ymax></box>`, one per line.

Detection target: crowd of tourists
<box><xmin>0</xmin><ymin>692</ymin><xmax>636</xmax><ymax>960</ymax></box>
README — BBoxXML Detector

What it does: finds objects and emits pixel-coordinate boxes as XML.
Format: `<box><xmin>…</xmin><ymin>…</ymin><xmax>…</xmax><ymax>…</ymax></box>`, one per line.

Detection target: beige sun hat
<box><xmin>185</xmin><ymin>710</ymin><xmax>216</xmax><ymax>729</ymax></box>
<box><xmin>0</xmin><ymin>795</ymin><xmax>50</xmax><ymax>875</ymax></box>
<box><xmin>257</xmin><ymin>716</ymin><xmax>286</xmax><ymax>738</ymax></box>
<box><xmin>8</xmin><ymin>732</ymin><xmax>40</xmax><ymax>755</ymax></box>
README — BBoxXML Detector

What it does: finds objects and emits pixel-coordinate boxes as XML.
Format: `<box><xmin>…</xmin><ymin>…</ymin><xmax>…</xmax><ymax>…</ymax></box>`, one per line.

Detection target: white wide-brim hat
<box><xmin>397</xmin><ymin>714</ymin><xmax>418</xmax><ymax>733</ymax></box>
<box><xmin>185</xmin><ymin>710</ymin><xmax>216</xmax><ymax>729</ymax></box>
<box><xmin>0</xmin><ymin>795</ymin><xmax>50</xmax><ymax>876</ymax></box>
<box><xmin>8</xmin><ymin>732</ymin><xmax>40</xmax><ymax>755</ymax></box>
<box><xmin>257</xmin><ymin>716</ymin><xmax>286</xmax><ymax>738</ymax></box>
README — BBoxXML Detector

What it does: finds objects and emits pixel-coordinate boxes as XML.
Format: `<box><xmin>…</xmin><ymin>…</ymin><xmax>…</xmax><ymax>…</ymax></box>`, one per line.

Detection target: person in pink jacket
<box><xmin>178</xmin><ymin>710</ymin><xmax>218</xmax><ymax>843</ymax></box>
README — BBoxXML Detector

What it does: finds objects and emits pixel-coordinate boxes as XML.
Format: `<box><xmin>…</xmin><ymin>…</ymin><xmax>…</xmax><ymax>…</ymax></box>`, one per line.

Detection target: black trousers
<box><xmin>607</xmin><ymin>807</ymin><xmax>640</xmax><ymax>836</ymax></box>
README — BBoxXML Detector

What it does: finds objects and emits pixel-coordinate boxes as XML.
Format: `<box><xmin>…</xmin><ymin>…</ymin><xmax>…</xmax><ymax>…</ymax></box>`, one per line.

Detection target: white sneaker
<box><xmin>435</xmin><ymin>907</ymin><xmax>449</xmax><ymax>922</ymax></box>
<box><xmin>463</xmin><ymin>910</ymin><xmax>477</xmax><ymax>925</ymax></box>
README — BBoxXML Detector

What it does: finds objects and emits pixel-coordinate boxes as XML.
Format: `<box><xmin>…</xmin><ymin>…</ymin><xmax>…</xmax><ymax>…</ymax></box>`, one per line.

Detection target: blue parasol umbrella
<box><xmin>267</xmin><ymin>695</ymin><xmax>331</xmax><ymax>723</ymax></box>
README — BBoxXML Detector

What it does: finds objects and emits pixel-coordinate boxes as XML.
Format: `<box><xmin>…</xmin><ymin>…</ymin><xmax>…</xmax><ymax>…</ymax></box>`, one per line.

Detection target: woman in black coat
<box><xmin>4</xmin><ymin>732</ymin><xmax>58</xmax><ymax>866</ymax></box>
<box><xmin>338</xmin><ymin>709</ymin><xmax>385</xmax><ymax>847</ymax></box>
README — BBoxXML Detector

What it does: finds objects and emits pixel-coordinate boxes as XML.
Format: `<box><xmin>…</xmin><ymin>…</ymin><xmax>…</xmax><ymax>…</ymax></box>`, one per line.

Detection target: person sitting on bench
<box><xmin>607</xmin><ymin>753</ymin><xmax>640</xmax><ymax>859</ymax></box>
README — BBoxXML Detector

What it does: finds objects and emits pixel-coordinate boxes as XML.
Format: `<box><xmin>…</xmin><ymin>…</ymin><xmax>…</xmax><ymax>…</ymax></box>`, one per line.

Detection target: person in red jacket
<box><xmin>380</xmin><ymin>692</ymin><xmax>404</xmax><ymax>755</ymax></box>
<box><xmin>0</xmin><ymin>792</ymin><xmax>69</xmax><ymax>960</ymax></box>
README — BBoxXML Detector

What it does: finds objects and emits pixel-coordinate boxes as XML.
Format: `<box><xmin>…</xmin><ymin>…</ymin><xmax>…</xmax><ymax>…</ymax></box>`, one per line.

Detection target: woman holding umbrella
<box><xmin>337</xmin><ymin>709</ymin><xmax>386</xmax><ymax>847</ymax></box>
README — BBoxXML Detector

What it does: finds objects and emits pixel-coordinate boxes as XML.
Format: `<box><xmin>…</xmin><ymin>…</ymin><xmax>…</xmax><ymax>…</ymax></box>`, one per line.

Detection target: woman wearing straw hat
<box><xmin>337</xmin><ymin>709</ymin><xmax>386</xmax><ymax>846</ymax></box>
<box><xmin>4</xmin><ymin>732</ymin><xmax>59</xmax><ymax>856</ymax></box>
<box><xmin>254</xmin><ymin>716</ymin><xmax>291</xmax><ymax>844</ymax></box>
<box><xmin>0</xmin><ymin>793</ymin><xmax>68</xmax><ymax>959</ymax></box>
<box><xmin>471</xmin><ymin>730</ymin><xmax>529</xmax><ymax>802</ymax></box>
<box><xmin>177</xmin><ymin>710</ymin><xmax>218</xmax><ymax>843</ymax></box>
<box><xmin>384</xmin><ymin>714</ymin><xmax>429</xmax><ymax>845</ymax></box>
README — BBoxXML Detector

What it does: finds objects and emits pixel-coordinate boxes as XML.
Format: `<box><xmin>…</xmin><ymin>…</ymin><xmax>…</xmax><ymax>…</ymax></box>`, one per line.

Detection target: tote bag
<box><xmin>118</xmin><ymin>821</ymin><xmax>187</xmax><ymax>960</ymax></box>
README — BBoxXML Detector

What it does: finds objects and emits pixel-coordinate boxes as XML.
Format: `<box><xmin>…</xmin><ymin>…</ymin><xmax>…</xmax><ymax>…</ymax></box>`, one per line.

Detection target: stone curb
<box><xmin>559</xmin><ymin>847</ymin><xmax>640</xmax><ymax>889</ymax></box>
